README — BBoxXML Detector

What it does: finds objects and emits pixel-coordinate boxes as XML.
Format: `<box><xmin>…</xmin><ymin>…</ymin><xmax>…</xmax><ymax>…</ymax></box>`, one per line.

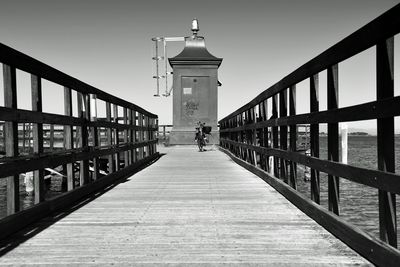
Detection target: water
<box><xmin>1</xmin><ymin>136</ymin><xmax>400</xmax><ymax>246</ymax></box>
<box><xmin>296</xmin><ymin>135</ymin><xmax>400</xmax><ymax>245</ymax></box>
<box><xmin>0</xmin><ymin>171</ymin><xmax>67</xmax><ymax>219</ymax></box>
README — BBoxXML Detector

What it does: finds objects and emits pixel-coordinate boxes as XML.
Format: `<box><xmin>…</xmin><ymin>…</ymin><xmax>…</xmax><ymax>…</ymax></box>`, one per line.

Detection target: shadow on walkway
<box><xmin>0</xmin><ymin>153</ymin><xmax>165</xmax><ymax>257</ymax></box>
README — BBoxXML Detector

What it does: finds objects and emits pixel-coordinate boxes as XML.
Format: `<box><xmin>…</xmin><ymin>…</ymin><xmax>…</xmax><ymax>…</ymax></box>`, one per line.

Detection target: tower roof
<box><xmin>169</xmin><ymin>36</ymin><xmax>222</xmax><ymax>67</ymax></box>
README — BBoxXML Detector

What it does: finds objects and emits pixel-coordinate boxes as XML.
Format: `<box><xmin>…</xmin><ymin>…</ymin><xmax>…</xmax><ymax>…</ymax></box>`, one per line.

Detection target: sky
<box><xmin>0</xmin><ymin>0</ymin><xmax>399</xmax><ymax>133</ymax></box>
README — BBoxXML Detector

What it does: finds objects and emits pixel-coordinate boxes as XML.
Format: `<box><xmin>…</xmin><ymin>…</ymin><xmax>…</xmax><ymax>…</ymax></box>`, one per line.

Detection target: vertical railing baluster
<box><xmin>113</xmin><ymin>104</ymin><xmax>120</xmax><ymax>171</ymax></box>
<box><xmin>272</xmin><ymin>94</ymin><xmax>279</xmax><ymax>177</ymax></box>
<box><xmin>151</xmin><ymin>118</ymin><xmax>155</xmax><ymax>154</ymax></box>
<box><xmin>252</xmin><ymin>107</ymin><xmax>257</xmax><ymax>166</ymax></box>
<box><xmin>249</xmin><ymin>108</ymin><xmax>254</xmax><ymax>164</ymax></box>
<box><xmin>82</xmin><ymin>93</ymin><xmax>90</xmax><ymax>184</ymax></box>
<box><xmin>139</xmin><ymin>113</ymin><xmax>144</xmax><ymax>159</ymax></box>
<box><xmin>106</xmin><ymin>102</ymin><xmax>114</xmax><ymax>173</ymax></box>
<box><xmin>377</xmin><ymin>36</ymin><xmax>396</xmax><ymax>247</ymax></box>
<box><xmin>310</xmin><ymin>74</ymin><xmax>320</xmax><ymax>204</ymax></box>
<box><xmin>262</xmin><ymin>100</ymin><xmax>268</xmax><ymax>172</ymax></box>
<box><xmin>132</xmin><ymin>110</ymin><xmax>137</xmax><ymax>163</ymax></box>
<box><xmin>64</xmin><ymin>87</ymin><xmax>74</xmax><ymax>190</ymax></box>
<box><xmin>239</xmin><ymin>113</ymin><xmax>244</xmax><ymax>160</ymax></box>
<box><xmin>154</xmin><ymin>118</ymin><xmax>158</xmax><ymax>154</ymax></box>
<box><xmin>90</xmin><ymin>94</ymin><xmax>99</xmax><ymax>180</ymax></box>
<box><xmin>142</xmin><ymin>115</ymin><xmax>146</xmax><ymax>157</ymax></box>
<box><xmin>145</xmin><ymin>115</ymin><xmax>149</xmax><ymax>157</ymax></box>
<box><xmin>32</xmin><ymin>75</ymin><xmax>45</xmax><ymax>202</ymax></box>
<box><xmin>22</xmin><ymin>123</ymin><xmax>26</xmax><ymax>152</ymax></box>
<box><xmin>242</xmin><ymin>112</ymin><xmax>245</xmax><ymax>161</ymax></box>
<box><xmin>289</xmin><ymin>85</ymin><xmax>297</xmax><ymax>189</ymax></box>
<box><xmin>153</xmin><ymin>118</ymin><xmax>156</xmax><ymax>154</ymax></box>
<box><xmin>232</xmin><ymin>116</ymin><xmax>235</xmax><ymax>155</ymax></box>
<box><xmin>3</xmin><ymin>64</ymin><xmax>19</xmax><ymax>215</ymax></box>
<box><xmin>328</xmin><ymin>64</ymin><xmax>340</xmax><ymax>215</ymax></box>
<box><xmin>127</xmin><ymin>109</ymin><xmax>133</xmax><ymax>165</ymax></box>
<box><xmin>279</xmin><ymin>89</ymin><xmax>288</xmax><ymax>183</ymax></box>
<box><xmin>244</xmin><ymin>110</ymin><xmax>249</xmax><ymax>163</ymax></box>
<box><xmin>49</xmin><ymin>124</ymin><xmax>54</xmax><ymax>150</ymax></box>
<box><xmin>148</xmin><ymin>117</ymin><xmax>153</xmax><ymax>155</ymax></box>
<box><xmin>235</xmin><ymin>117</ymin><xmax>238</xmax><ymax>156</ymax></box>
<box><xmin>123</xmin><ymin>107</ymin><xmax>129</xmax><ymax>167</ymax></box>
<box><xmin>77</xmin><ymin>93</ymin><xmax>83</xmax><ymax>183</ymax></box>
<box><xmin>258</xmin><ymin>103</ymin><xmax>264</xmax><ymax>170</ymax></box>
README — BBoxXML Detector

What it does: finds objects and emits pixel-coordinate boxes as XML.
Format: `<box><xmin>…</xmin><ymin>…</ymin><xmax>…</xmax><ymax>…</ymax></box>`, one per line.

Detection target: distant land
<box><xmin>347</xmin><ymin>128</ymin><xmax>400</xmax><ymax>136</ymax></box>
<box><xmin>320</xmin><ymin>131</ymin><xmax>369</xmax><ymax>136</ymax></box>
<box><xmin>319</xmin><ymin>128</ymin><xmax>400</xmax><ymax>136</ymax></box>
<box><xmin>348</xmin><ymin>128</ymin><xmax>376</xmax><ymax>136</ymax></box>
<box><xmin>348</xmin><ymin>132</ymin><xmax>369</xmax><ymax>136</ymax></box>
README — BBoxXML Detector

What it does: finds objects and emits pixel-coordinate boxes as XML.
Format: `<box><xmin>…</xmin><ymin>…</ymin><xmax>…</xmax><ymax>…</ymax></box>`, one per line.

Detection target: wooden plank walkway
<box><xmin>0</xmin><ymin>146</ymin><xmax>370</xmax><ymax>266</ymax></box>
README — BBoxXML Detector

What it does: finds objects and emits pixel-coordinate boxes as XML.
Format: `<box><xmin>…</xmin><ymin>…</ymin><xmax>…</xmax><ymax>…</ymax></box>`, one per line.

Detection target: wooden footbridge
<box><xmin>0</xmin><ymin>4</ymin><xmax>400</xmax><ymax>266</ymax></box>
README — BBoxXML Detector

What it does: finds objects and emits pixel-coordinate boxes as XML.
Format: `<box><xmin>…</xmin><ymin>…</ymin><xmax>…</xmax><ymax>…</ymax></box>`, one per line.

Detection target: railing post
<box><xmin>151</xmin><ymin>118</ymin><xmax>156</xmax><ymax>154</ymax></box>
<box><xmin>78</xmin><ymin>93</ymin><xmax>90</xmax><ymax>185</ymax></box>
<box><xmin>279</xmin><ymin>89</ymin><xmax>288</xmax><ymax>183</ymax></box>
<box><xmin>145</xmin><ymin>115</ymin><xmax>149</xmax><ymax>157</ymax></box>
<box><xmin>327</xmin><ymin>64</ymin><xmax>340</xmax><ymax>215</ymax></box>
<box><xmin>32</xmin><ymin>75</ymin><xmax>45</xmax><ymax>203</ymax></box>
<box><xmin>132</xmin><ymin>109</ymin><xmax>137</xmax><ymax>163</ymax></box>
<box><xmin>244</xmin><ymin>110</ymin><xmax>249</xmax><ymax>163</ymax></box>
<box><xmin>234</xmin><ymin>117</ymin><xmax>238</xmax><ymax>156</ymax></box>
<box><xmin>289</xmin><ymin>85</ymin><xmax>297</xmax><ymax>189</ymax></box>
<box><xmin>261</xmin><ymin>100</ymin><xmax>268</xmax><ymax>171</ymax></box>
<box><xmin>152</xmin><ymin>118</ymin><xmax>157</xmax><ymax>154</ymax></box>
<box><xmin>90</xmin><ymin>94</ymin><xmax>99</xmax><ymax>180</ymax></box>
<box><xmin>22</xmin><ymin>123</ymin><xmax>26</xmax><ymax>152</ymax></box>
<box><xmin>251</xmin><ymin>107</ymin><xmax>257</xmax><ymax>166</ymax></box>
<box><xmin>49</xmin><ymin>124</ymin><xmax>54</xmax><ymax>150</ymax></box>
<box><xmin>123</xmin><ymin>107</ymin><xmax>129</xmax><ymax>167</ymax></box>
<box><xmin>148</xmin><ymin>118</ymin><xmax>152</xmax><ymax>155</ymax></box>
<box><xmin>106</xmin><ymin>102</ymin><xmax>114</xmax><ymax>173</ymax></box>
<box><xmin>63</xmin><ymin>87</ymin><xmax>74</xmax><ymax>190</ymax></box>
<box><xmin>377</xmin><ymin>36</ymin><xmax>396</xmax><ymax>247</ymax></box>
<box><xmin>272</xmin><ymin>94</ymin><xmax>279</xmax><ymax>177</ymax></box>
<box><xmin>3</xmin><ymin>64</ymin><xmax>19</xmax><ymax>215</ymax></box>
<box><xmin>154</xmin><ymin>118</ymin><xmax>158</xmax><ymax>153</ymax></box>
<box><xmin>258</xmin><ymin>102</ymin><xmax>265</xmax><ymax>170</ymax></box>
<box><xmin>240</xmin><ymin>113</ymin><xmax>245</xmax><ymax>160</ymax></box>
<box><xmin>238</xmin><ymin>114</ymin><xmax>242</xmax><ymax>159</ymax></box>
<box><xmin>138</xmin><ymin>113</ymin><xmax>144</xmax><ymax>160</ymax></box>
<box><xmin>310</xmin><ymin>74</ymin><xmax>320</xmax><ymax>204</ymax></box>
<box><xmin>248</xmin><ymin>109</ymin><xmax>253</xmax><ymax>164</ymax></box>
<box><xmin>127</xmin><ymin>108</ymin><xmax>133</xmax><ymax>165</ymax></box>
<box><xmin>113</xmin><ymin>104</ymin><xmax>120</xmax><ymax>171</ymax></box>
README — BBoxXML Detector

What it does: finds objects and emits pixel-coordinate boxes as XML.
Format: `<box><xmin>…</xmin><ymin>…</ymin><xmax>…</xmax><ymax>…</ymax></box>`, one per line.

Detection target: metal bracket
<box><xmin>151</xmin><ymin>36</ymin><xmax>184</xmax><ymax>97</ymax></box>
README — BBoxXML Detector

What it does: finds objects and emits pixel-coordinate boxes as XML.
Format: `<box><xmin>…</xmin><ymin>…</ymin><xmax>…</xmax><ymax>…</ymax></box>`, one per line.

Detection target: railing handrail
<box><xmin>220</xmin><ymin>3</ymin><xmax>400</xmax><ymax>122</ymax></box>
<box><xmin>0</xmin><ymin>43</ymin><xmax>156</xmax><ymax>118</ymax></box>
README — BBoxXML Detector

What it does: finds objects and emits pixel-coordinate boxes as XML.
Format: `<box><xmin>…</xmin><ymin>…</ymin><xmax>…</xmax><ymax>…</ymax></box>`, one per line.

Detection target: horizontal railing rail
<box><xmin>219</xmin><ymin>4</ymin><xmax>400</xmax><ymax>266</ymax></box>
<box><xmin>0</xmin><ymin>42</ymin><xmax>159</xmax><ymax>240</ymax></box>
<box><xmin>0</xmin><ymin>44</ymin><xmax>155</xmax><ymax>117</ymax></box>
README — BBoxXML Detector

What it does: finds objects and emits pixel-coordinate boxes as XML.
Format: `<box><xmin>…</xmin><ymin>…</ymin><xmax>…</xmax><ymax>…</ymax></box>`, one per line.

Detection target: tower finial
<box><xmin>191</xmin><ymin>18</ymin><xmax>199</xmax><ymax>36</ymax></box>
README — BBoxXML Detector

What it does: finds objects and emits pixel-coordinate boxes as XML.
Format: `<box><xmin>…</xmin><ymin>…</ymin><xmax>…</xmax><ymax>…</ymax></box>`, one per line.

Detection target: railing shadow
<box><xmin>0</xmin><ymin>153</ymin><xmax>165</xmax><ymax>257</ymax></box>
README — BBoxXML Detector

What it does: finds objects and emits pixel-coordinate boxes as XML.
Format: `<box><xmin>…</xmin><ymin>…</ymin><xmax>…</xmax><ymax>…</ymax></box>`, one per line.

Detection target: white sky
<box><xmin>0</xmin><ymin>0</ymin><xmax>399</xmax><ymax>133</ymax></box>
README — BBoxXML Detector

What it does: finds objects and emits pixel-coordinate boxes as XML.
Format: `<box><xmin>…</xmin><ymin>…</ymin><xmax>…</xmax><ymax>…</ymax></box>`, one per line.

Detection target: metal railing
<box><xmin>0</xmin><ymin>42</ymin><xmax>158</xmax><ymax>239</ymax></box>
<box><xmin>219</xmin><ymin>4</ymin><xmax>400</xmax><ymax>266</ymax></box>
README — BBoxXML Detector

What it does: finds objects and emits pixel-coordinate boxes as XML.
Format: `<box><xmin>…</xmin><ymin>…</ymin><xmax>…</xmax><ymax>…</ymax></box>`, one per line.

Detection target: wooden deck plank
<box><xmin>0</xmin><ymin>146</ymin><xmax>370</xmax><ymax>265</ymax></box>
